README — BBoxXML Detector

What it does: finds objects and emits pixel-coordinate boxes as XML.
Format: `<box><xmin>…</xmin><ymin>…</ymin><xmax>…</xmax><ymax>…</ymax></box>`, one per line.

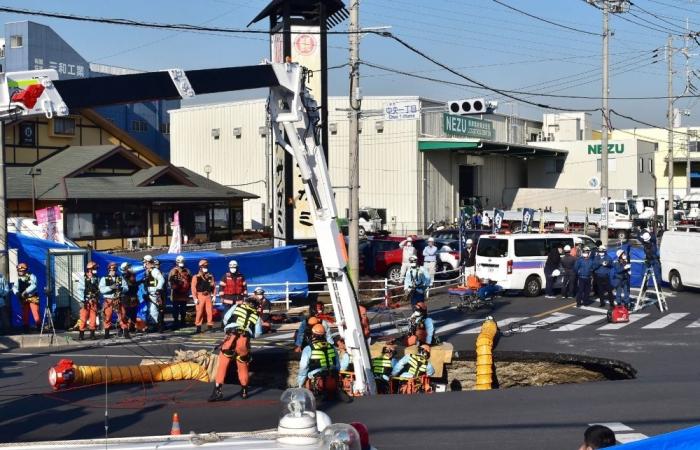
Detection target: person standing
<box><xmin>208</xmin><ymin>296</ymin><xmax>262</xmax><ymax>401</ymax></box>
<box><xmin>611</xmin><ymin>250</ymin><xmax>632</xmax><ymax>309</ymax></box>
<box><xmin>560</xmin><ymin>245</ymin><xmax>577</xmax><ymax>299</ymax></box>
<box><xmin>168</xmin><ymin>255</ymin><xmax>192</xmax><ymax>329</ymax></box>
<box><xmin>573</xmin><ymin>248</ymin><xmax>594</xmax><ymax>308</ymax></box>
<box><xmin>463</xmin><ymin>238</ymin><xmax>476</xmax><ymax>273</ymax></box>
<box><xmin>422</xmin><ymin>237</ymin><xmax>438</xmax><ymax>287</ymax></box>
<box><xmin>99</xmin><ymin>262</ymin><xmax>128</xmax><ymax>339</ymax></box>
<box><xmin>191</xmin><ymin>259</ymin><xmax>215</xmax><ymax>333</ymax></box>
<box><xmin>404</xmin><ymin>256</ymin><xmax>429</xmax><ymax>307</ymax></box>
<box><xmin>398</xmin><ymin>237</ymin><xmax>416</xmax><ymax>281</ymax></box>
<box><xmin>120</xmin><ymin>262</ymin><xmax>139</xmax><ymax>332</ymax></box>
<box><xmin>12</xmin><ymin>263</ymin><xmax>40</xmax><ymax>334</ymax></box>
<box><xmin>219</xmin><ymin>260</ymin><xmax>247</xmax><ymax>315</ymax></box>
<box><xmin>482</xmin><ymin>212</ymin><xmax>491</xmax><ymax>231</ymax></box>
<box><xmin>77</xmin><ymin>261</ymin><xmax>100</xmax><ymax>340</ymax></box>
<box><xmin>142</xmin><ymin>255</ymin><xmax>165</xmax><ymax>332</ymax></box>
<box><xmin>0</xmin><ymin>272</ymin><xmax>10</xmax><ymax>335</ymax></box>
<box><xmin>592</xmin><ymin>246</ymin><xmax>614</xmax><ymax>308</ymax></box>
<box><xmin>544</xmin><ymin>244</ymin><xmax>563</xmax><ymax>299</ymax></box>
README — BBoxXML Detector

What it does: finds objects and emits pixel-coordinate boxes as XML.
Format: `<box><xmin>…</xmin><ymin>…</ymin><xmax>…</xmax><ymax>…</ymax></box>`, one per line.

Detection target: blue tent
<box><xmin>607</xmin><ymin>246</ymin><xmax>664</xmax><ymax>288</ymax></box>
<box><xmin>615</xmin><ymin>425</ymin><xmax>700</xmax><ymax>449</ymax></box>
<box><xmin>7</xmin><ymin>232</ymin><xmax>308</xmax><ymax>327</ymax></box>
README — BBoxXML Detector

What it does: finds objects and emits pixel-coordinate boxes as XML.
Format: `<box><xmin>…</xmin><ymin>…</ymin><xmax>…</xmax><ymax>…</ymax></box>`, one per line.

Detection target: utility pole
<box><xmin>667</xmin><ymin>34</ymin><xmax>675</xmax><ymax>230</ymax></box>
<box><xmin>601</xmin><ymin>0</ymin><xmax>610</xmax><ymax>246</ymax></box>
<box><xmin>348</xmin><ymin>0</ymin><xmax>360</xmax><ymax>289</ymax></box>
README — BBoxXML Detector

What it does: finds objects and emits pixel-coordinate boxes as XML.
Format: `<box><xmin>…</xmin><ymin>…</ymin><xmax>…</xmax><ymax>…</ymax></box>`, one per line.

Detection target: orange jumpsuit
<box><xmin>191</xmin><ymin>272</ymin><xmax>215</xmax><ymax>327</ymax></box>
<box><xmin>79</xmin><ymin>275</ymin><xmax>100</xmax><ymax>331</ymax></box>
<box><xmin>215</xmin><ymin>303</ymin><xmax>261</xmax><ymax>387</ymax></box>
<box><xmin>15</xmin><ymin>273</ymin><xmax>40</xmax><ymax>327</ymax></box>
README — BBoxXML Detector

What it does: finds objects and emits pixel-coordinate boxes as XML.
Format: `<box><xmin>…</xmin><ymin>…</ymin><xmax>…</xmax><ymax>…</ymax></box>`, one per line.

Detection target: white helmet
<box><xmin>143</xmin><ymin>254</ymin><xmax>154</xmax><ymax>263</ymax></box>
<box><xmin>616</xmin><ymin>249</ymin><xmax>624</xmax><ymax>258</ymax></box>
<box><xmin>119</xmin><ymin>262</ymin><xmax>131</xmax><ymax>272</ymax></box>
<box><xmin>175</xmin><ymin>255</ymin><xmax>185</xmax><ymax>264</ymax></box>
<box><xmin>228</xmin><ymin>260</ymin><xmax>238</xmax><ymax>269</ymax></box>
<box><xmin>409</xmin><ymin>255</ymin><xmax>418</xmax><ymax>263</ymax></box>
<box><xmin>254</xmin><ymin>287</ymin><xmax>264</xmax><ymax>294</ymax></box>
<box><xmin>564</xmin><ymin>245</ymin><xmax>571</xmax><ymax>252</ymax></box>
<box><xmin>641</xmin><ymin>232</ymin><xmax>651</xmax><ymax>242</ymax></box>
<box><xmin>406</xmin><ymin>237</ymin><xmax>413</xmax><ymax>242</ymax></box>
<box><xmin>466</xmin><ymin>239</ymin><xmax>474</xmax><ymax>245</ymax></box>
<box><xmin>598</xmin><ymin>245</ymin><xmax>606</xmax><ymax>252</ymax></box>
<box><xmin>428</xmin><ymin>237</ymin><xmax>435</xmax><ymax>243</ymax></box>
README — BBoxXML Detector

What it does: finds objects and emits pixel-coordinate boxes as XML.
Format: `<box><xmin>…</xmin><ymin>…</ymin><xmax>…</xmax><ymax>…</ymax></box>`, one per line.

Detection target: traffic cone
<box><xmin>170</xmin><ymin>412</ymin><xmax>181</xmax><ymax>435</ymax></box>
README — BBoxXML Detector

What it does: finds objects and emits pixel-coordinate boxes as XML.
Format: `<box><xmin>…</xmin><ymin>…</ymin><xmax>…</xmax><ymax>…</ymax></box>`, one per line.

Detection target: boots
<box><xmin>123</xmin><ymin>328</ymin><xmax>131</xmax><ymax>339</ymax></box>
<box><xmin>241</xmin><ymin>386</ymin><xmax>248</xmax><ymax>400</ymax></box>
<box><xmin>78</xmin><ymin>330</ymin><xmax>85</xmax><ymax>341</ymax></box>
<box><xmin>117</xmin><ymin>328</ymin><xmax>123</xmax><ymax>338</ymax></box>
<box><xmin>195</xmin><ymin>326</ymin><xmax>202</xmax><ymax>334</ymax></box>
<box><xmin>89</xmin><ymin>330</ymin><xmax>96</xmax><ymax>340</ymax></box>
<box><xmin>22</xmin><ymin>325</ymin><xmax>29</xmax><ymax>334</ymax></box>
<box><xmin>104</xmin><ymin>329</ymin><xmax>111</xmax><ymax>340</ymax></box>
<box><xmin>208</xmin><ymin>385</ymin><xmax>224</xmax><ymax>402</ymax></box>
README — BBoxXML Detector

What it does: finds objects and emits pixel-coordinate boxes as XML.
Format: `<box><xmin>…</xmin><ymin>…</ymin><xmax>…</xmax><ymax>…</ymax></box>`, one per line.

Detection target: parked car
<box><xmin>661</xmin><ymin>228</ymin><xmax>700</xmax><ymax>291</ymax></box>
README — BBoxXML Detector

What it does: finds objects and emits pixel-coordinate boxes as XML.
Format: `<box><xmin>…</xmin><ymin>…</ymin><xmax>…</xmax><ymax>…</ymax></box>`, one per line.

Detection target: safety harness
<box><xmin>308</xmin><ymin>341</ymin><xmax>337</xmax><ymax>372</ymax></box>
<box><xmin>372</xmin><ymin>356</ymin><xmax>393</xmax><ymax>377</ymax></box>
<box><xmin>406</xmin><ymin>353</ymin><xmax>428</xmax><ymax>377</ymax></box>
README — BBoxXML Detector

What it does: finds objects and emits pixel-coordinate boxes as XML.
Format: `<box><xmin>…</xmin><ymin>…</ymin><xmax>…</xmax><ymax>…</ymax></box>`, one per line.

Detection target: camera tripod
<box><xmin>633</xmin><ymin>265</ymin><xmax>668</xmax><ymax>313</ymax></box>
<box><xmin>38</xmin><ymin>302</ymin><xmax>57</xmax><ymax>344</ymax></box>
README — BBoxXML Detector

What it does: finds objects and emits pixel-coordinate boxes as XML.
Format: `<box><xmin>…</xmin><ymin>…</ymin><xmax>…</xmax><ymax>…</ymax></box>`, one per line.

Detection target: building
<box><xmin>0</xmin><ymin>21</ymin><xmax>176</xmax><ymax>160</ymax></box>
<box><xmin>171</xmin><ymin>96</ymin><xmax>564</xmax><ymax>235</ymax></box>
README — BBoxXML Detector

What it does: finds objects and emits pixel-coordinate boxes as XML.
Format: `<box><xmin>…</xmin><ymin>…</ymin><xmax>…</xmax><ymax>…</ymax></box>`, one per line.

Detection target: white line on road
<box><xmin>616</xmin><ymin>433</ymin><xmax>649</xmax><ymax>444</ymax></box>
<box><xmin>589</xmin><ymin>422</ymin><xmax>634</xmax><ymax>432</ymax></box>
<box><xmin>459</xmin><ymin>317</ymin><xmax>529</xmax><ymax>334</ymax></box>
<box><xmin>641</xmin><ymin>312</ymin><xmax>690</xmax><ymax>329</ymax></box>
<box><xmin>686</xmin><ymin>319</ymin><xmax>700</xmax><ymax>328</ymax></box>
<box><xmin>552</xmin><ymin>315</ymin><xmax>605</xmax><ymax>332</ymax></box>
<box><xmin>598</xmin><ymin>313</ymin><xmax>649</xmax><ymax>330</ymax></box>
<box><xmin>518</xmin><ymin>313</ymin><xmax>574</xmax><ymax>333</ymax></box>
<box><xmin>435</xmin><ymin>317</ymin><xmax>483</xmax><ymax>334</ymax></box>
<box><xmin>579</xmin><ymin>305</ymin><xmax>608</xmax><ymax>315</ymax></box>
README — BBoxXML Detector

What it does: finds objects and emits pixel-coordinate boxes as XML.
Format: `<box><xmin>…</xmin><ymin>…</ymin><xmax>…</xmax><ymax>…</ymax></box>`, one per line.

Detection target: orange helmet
<box><xmin>198</xmin><ymin>259</ymin><xmax>208</xmax><ymax>267</ymax></box>
<box><xmin>107</xmin><ymin>262</ymin><xmax>118</xmax><ymax>270</ymax></box>
<box><xmin>86</xmin><ymin>261</ymin><xmax>98</xmax><ymax>270</ymax></box>
<box><xmin>414</xmin><ymin>302</ymin><xmax>427</xmax><ymax>312</ymax></box>
<box><xmin>16</xmin><ymin>262</ymin><xmax>28</xmax><ymax>271</ymax></box>
<box><xmin>311</xmin><ymin>323</ymin><xmax>326</xmax><ymax>336</ymax></box>
<box><xmin>307</xmin><ymin>317</ymin><xmax>320</xmax><ymax>326</ymax></box>
<box><xmin>419</xmin><ymin>344</ymin><xmax>431</xmax><ymax>356</ymax></box>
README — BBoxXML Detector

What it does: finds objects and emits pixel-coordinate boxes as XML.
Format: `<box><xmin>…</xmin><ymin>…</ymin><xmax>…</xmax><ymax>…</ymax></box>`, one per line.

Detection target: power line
<box><xmin>610</xmin><ymin>109</ymin><xmax>699</xmax><ymax>136</ymax></box>
<box><xmin>630</xmin><ymin>1</ymin><xmax>690</xmax><ymax>32</ymax></box>
<box><xmin>490</xmin><ymin>0</ymin><xmax>602</xmax><ymax>36</ymax></box>
<box><xmin>645</xmin><ymin>0</ymin><xmax>700</xmax><ymax>14</ymax></box>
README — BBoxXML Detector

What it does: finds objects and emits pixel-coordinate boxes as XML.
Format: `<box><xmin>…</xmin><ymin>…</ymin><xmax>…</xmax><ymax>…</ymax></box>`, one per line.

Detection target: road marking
<box><xmin>686</xmin><ymin>318</ymin><xmax>700</xmax><ymax>328</ymax></box>
<box><xmin>518</xmin><ymin>313</ymin><xmax>575</xmax><ymax>332</ymax></box>
<box><xmin>641</xmin><ymin>312</ymin><xmax>689</xmax><ymax>329</ymax></box>
<box><xmin>260</xmin><ymin>332</ymin><xmax>295</xmax><ymax>341</ymax></box>
<box><xmin>598</xmin><ymin>313</ymin><xmax>649</xmax><ymax>330</ymax></box>
<box><xmin>532</xmin><ymin>302</ymin><xmax>576</xmax><ymax>318</ymax></box>
<box><xmin>589</xmin><ymin>422</ymin><xmax>634</xmax><ymax>432</ymax></box>
<box><xmin>435</xmin><ymin>318</ymin><xmax>483</xmax><ymax>334</ymax></box>
<box><xmin>616</xmin><ymin>433</ymin><xmax>648</xmax><ymax>444</ymax></box>
<box><xmin>459</xmin><ymin>317</ymin><xmax>529</xmax><ymax>334</ymax></box>
<box><xmin>552</xmin><ymin>315</ymin><xmax>605</xmax><ymax>332</ymax></box>
<box><xmin>579</xmin><ymin>305</ymin><xmax>608</xmax><ymax>315</ymax></box>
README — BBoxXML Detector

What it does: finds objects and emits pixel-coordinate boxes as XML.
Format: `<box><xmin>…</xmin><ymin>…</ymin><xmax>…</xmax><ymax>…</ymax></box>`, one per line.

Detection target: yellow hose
<box><xmin>49</xmin><ymin>359</ymin><xmax>209</xmax><ymax>390</ymax></box>
<box><xmin>475</xmin><ymin>319</ymin><xmax>498</xmax><ymax>390</ymax></box>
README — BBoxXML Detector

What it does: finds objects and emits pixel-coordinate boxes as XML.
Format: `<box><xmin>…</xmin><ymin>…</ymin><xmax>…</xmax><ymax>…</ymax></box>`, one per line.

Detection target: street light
<box><xmin>203</xmin><ymin>165</ymin><xmax>212</xmax><ymax>180</ymax></box>
<box><xmin>26</xmin><ymin>167</ymin><xmax>42</xmax><ymax>218</ymax></box>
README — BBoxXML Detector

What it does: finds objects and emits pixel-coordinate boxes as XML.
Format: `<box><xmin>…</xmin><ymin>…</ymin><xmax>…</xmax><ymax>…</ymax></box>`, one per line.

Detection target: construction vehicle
<box><xmin>0</xmin><ymin>62</ymin><xmax>375</xmax><ymax>395</ymax></box>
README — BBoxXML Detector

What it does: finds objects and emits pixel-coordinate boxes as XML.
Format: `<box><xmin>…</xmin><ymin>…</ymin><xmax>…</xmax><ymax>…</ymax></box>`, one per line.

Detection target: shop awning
<box><xmin>418</xmin><ymin>138</ymin><xmax>568</xmax><ymax>158</ymax></box>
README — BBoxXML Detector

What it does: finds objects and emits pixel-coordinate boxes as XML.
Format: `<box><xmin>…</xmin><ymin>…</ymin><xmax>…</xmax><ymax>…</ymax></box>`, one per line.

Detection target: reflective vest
<box><xmin>372</xmin><ymin>356</ymin><xmax>393</xmax><ymax>377</ymax></box>
<box><xmin>308</xmin><ymin>341</ymin><xmax>337</xmax><ymax>372</ymax></box>
<box><xmin>18</xmin><ymin>274</ymin><xmax>31</xmax><ymax>294</ymax></box>
<box><xmin>84</xmin><ymin>276</ymin><xmax>100</xmax><ymax>300</ymax></box>
<box><xmin>195</xmin><ymin>273</ymin><xmax>215</xmax><ymax>293</ymax></box>
<box><xmin>103</xmin><ymin>276</ymin><xmax>123</xmax><ymax>298</ymax></box>
<box><xmin>406</xmin><ymin>354</ymin><xmax>428</xmax><ymax>377</ymax></box>
<box><xmin>230</xmin><ymin>303</ymin><xmax>259</xmax><ymax>335</ymax></box>
<box><xmin>221</xmin><ymin>273</ymin><xmax>246</xmax><ymax>296</ymax></box>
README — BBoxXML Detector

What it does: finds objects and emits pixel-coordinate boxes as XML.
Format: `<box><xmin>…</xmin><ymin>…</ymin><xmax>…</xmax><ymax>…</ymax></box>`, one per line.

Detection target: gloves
<box><xmin>624</xmin><ymin>264</ymin><xmax>632</xmax><ymax>270</ymax></box>
<box><xmin>111</xmin><ymin>284</ymin><xmax>120</xmax><ymax>291</ymax></box>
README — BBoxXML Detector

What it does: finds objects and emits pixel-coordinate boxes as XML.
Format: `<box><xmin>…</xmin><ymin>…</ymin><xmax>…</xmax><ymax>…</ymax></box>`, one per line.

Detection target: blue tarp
<box><xmin>615</xmin><ymin>425</ymin><xmax>700</xmax><ymax>449</ymax></box>
<box><xmin>8</xmin><ymin>232</ymin><xmax>308</xmax><ymax>327</ymax></box>
<box><xmin>608</xmin><ymin>246</ymin><xmax>664</xmax><ymax>288</ymax></box>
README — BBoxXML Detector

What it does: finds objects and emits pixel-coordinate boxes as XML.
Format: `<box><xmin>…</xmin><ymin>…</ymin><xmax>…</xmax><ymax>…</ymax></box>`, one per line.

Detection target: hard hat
<box><xmin>308</xmin><ymin>317</ymin><xmax>320</xmax><ymax>326</ymax></box>
<box><xmin>198</xmin><ymin>259</ymin><xmax>208</xmax><ymax>267</ymax></box>
<box><xmin>311</xmin><ymin>323</ymin><xmax>326</xmax><ymax>336</ymax></box>
<box><xmin>598</xmin><ymin>245</ymin><xmax>606</xmax><ymax>252</ymax></box>
<box><xmin>143</xmin><ymin>255</ymin><xmax>154</xmax><ymax>263</ymax></box>
<box><xmin>86</xmin><ymin>261</ymin><xmax>98</xmax><ymax>270</ymax></box>
<box><xmin>175</xmin><ymin>255</ymin><xmax>185</xmax><ymax>264</ymax></box>
<box><xmin>409</xmin><ymin>255</ymin><xmax>418</xmax><ymax>263</ymax></box>
<box><xmin>16</xmin><ymin>262</ymin><xmax>28</xmax><ymax>271</ymax></box>
<box><xmin>428</xmin><ymin>237</ymin><xmax>435</xmax><ymax>242</ymax></box>
<box><xmin>254</xmin><ymin>287</ymin><xmax>264</xmax><ymax>294</ymax></box>
<box><xmin>641</xmin><ymin>232</ymin><xmax>651</xmax><ymax>242</ymax></box>
<box><xmin>414</xmin><ymin>301</ymin><xmax>427</xmax><ymax>312</ymax></box>
<box><xmin>466</xmin><ymin>239</ymin><xmax>473</xmax><ymax>245</ymax></box>
<box><xmin>418</xmin><ymin>344</ymin><xmax>431</xmax><ymax>356</ymax></box>
<box><xmin>406</xmin><ymin>237</ymin><xmax>413</xmax><ymax>242</ymax></box>
<box><xmin>120</xmin><ymin>262</ymin><xmax>131</xmax><ymax>272</ymax></box>
<box><xmin>107</xmin><ymin>262</ymin><xmax>118</xmax><ymax>270</ymax></box>
<box><xmin>228</xmin><ymin>260</ymin><xmax>238</xmax><ymax>268</ymax></box>
<box><xmin>616</xmin><ymin>249</ymin><xmax>624</xmax><ymax>258</ymax></box>
<box><xmin>564</xmin><ymin>245</ymin><xmax>571</xmax><ymax>252</ymax></box>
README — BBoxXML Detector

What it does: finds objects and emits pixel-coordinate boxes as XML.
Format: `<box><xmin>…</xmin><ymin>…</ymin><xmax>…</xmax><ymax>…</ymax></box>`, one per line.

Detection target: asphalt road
<box><xmin>2</xmin><ymin>287</ymin><xmax>700</xmax><ymax>449</ymax></box>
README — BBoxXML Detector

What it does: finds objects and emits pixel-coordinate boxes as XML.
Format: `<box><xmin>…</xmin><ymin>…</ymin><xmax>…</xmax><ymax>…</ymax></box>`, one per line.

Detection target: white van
<box><xmin>661</xmin><ymin>229</ymin><xmax>700</xmax><ymax>291</ymax></box>
<box><xmin>475</xmin><ymin>233</ymin><xmax>597</xmax><ymax>297</ymax></box>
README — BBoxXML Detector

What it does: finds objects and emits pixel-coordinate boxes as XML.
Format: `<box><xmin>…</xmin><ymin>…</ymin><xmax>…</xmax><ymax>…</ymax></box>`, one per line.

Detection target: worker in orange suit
<box><xmin>77</xmin><ymin>261</ymin><xmax>100</xmax><ymax>340</ymax></box>
<box><xmin>12</xmin><ymin>262</ymin><xmax>40</xmax><ymax>333</ymax></box>
<box><xmin>208</xmin><ymin>295</ymin><xmax>262</xmax><ymax>402</ymax></box>
<box><xmin>191</xmin><ymin>259</ymin><xmax>215</xmax><ymax>333</ymax></box>
<box><xmin>99</xmin><ymin>262</ymin><xmax>128</xmax><ymax>339</ymax></box>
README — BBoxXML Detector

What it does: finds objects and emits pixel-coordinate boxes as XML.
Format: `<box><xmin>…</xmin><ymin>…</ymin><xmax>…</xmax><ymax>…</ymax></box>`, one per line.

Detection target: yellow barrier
<box><xmin>475</xmin><ymin>318</ymin><xmax>498</xmax><ymax>390</ymax></box>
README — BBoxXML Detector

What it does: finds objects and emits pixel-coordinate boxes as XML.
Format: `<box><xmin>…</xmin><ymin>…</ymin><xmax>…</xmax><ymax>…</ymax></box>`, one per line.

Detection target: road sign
<box><xmin>384</xmin><ymin>100</ymin><xmax>420</xmax><ymax>121</ymax></box>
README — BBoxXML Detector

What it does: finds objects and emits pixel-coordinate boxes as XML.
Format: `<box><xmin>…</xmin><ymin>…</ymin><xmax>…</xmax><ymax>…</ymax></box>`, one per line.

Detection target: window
<box><xmin>639</xmin><ymin>157</ymin><xmax>644</xmax><ymax>173</ymax></box>
<box><xmin>477</xmin><ymin>238</ymin><xmax>509</xmax><ymax>257</ymax></box>
<box><xmin>53</xmin><ymin>117</ymin><xmax>76</xmax><ymax>136</ymax></box>
<box><xmin>159</xmin><ymin>122</ymin><xmax>170</xmax><ymax>135</ymax></box>
<box><xmin>93</xmin><ymin>211</ymin><xmax>123</xmax><ymax>238</ymax></box>
<box><xmin>211</xmin><ymin>208</ymin><xmax>229</xmax><ymax>230</ymax></box>
<box><xmin>545</xmin><ymin>159</ymin><xmax>563</xmax><ymax>174</ymax></box>
<box><xmin>122</xmin><ymin>210</ymin><xmax>146</xmax><ymax>238</ymax></box>
<box><xmin>648</xmin><ymin>158</ymin><xmax>653</xmax><ymax>173</ymax></box>
<box><xmin>233</xmin><ymin>207</ymin><xmax>243</xmax><ymax>230</ymax></box>
<box><xmin>194</xmin><ymin>211</ymin><xmax>207</xmax><ymax>233</ymax></box>
<box><xmin>514</xmin><ymin>239</ymin><xmax>547</xmax><ymax>257</ymax></box>
<box><xmin>66</xmin><ymin>213</ymin><xmax>94</xmax><ymax>239</ymax></box>
<box><xmin>547</xmin><ymin>238</ymin><xmax>574</xmax><ymax>253</ymax></box>
<box><xmin>10</xmin><ymin>35</ymin><xmax>23</xmax><ymax>48</ymax></box>
<box><xmin>131</xmin><ymin>120</ymin><xmax>147</xmax><ymax>133</ymax></box>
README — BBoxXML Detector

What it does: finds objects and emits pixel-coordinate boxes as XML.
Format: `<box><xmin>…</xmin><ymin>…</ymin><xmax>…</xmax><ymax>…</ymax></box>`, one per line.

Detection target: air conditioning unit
<box><xmin>127</xmin><ymin>238</ymin><xmax>140</xmax><ymax>250</ymax></box>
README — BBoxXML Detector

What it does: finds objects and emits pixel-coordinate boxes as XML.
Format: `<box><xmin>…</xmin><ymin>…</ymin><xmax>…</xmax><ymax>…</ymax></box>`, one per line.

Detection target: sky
<box><xmin>0</xmin><ymin>0</ymin><xmax>698</xmax><ymax>128</ymax></box>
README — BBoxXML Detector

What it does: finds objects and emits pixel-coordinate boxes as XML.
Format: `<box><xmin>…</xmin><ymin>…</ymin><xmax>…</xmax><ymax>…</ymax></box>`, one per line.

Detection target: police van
<box><xmin>475</xmin><ymin>233</ymin><xmax>597</xmax><ymax>297</ymax></box>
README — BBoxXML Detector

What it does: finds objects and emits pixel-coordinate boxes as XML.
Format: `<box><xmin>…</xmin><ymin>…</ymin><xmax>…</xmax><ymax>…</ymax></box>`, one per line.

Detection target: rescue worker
<box><xmin>294</xmin><ymin>314</ymin><xmax>333</xmax><ymax>352</ymax></box>
<box><xmin>13</xmin><ymin>263</ymin><xmax>40</xmax><ymax>333</ymax></box>
<box><xmin>297</xmin><ymin>323</ymin><xmax>340</xmax><ymax>390</ymax></box>
<box><xmin>77</xmin><ymin>261</ymin><xmax>100</xmax><ymax>340</ymax></box>
<box><xmin>560</xmin><ymin>244</ymin><xmax>577</xmax><ymax>299</ymax></box>
<box><xmin>120</xmin><ymin>262</ymin><xmax>140</xmax><ymax>332</ymax></box>
<box><xmin>0</xmin><ymin>271</ymin><xmax>10</xmax><ymax>335</ymax></box>
<box><xmin>142</xmin><ymin>255</ymin><xmax>165</xmax><ymax>332</ymax></box>
<box><xmin>611</xmin><ymin>250</ymin><xmax>632</xmax><ymax>308</ymax></box>
<box><xmin>617</xmin><ymin>235</ymin><xmax>632</xmax><ymax>260</ymax></box>
<box><xmin>219</xmin><ymin>260</ymin><xmax>247</xmax><ymax>314</ymax></box>
<box><xmin>392</xmin><ymin>344</ymin><xmax>435</xmax><ymax>379</ymax></box>
<box><xmin>573</xmin><ymin>248</ymin><xmax>595</xmax><ymax>308</ymax></box>
<box><xmin>250</xmin><ymin>287</ymin><xmax>272</xmax><ymax>333</ymax></box>
<box><xmin>168</xmin><ymin>255</ymin><xmax>192</xmax><ymax>329</ymax></box>
<box><xmin>153</xmin><ymin>258</ymin><xmax>166</xmax><ymax>329</ymax></box>
<box><xmin>641</xmin><ymin>231</ymin><xmax>661</xmax><ymax>282</ymax></box>
<box><xmin>372</xmin><ymin>345</ymin><xmax>397</xmax><ymax>394</ymax></box>
<box><xmin>463</xmin><ymin>238</ymin><xmax>476</xmax><ymax>273</ymax></box>
<box><xmin>191</xmin><ymin>259</ymin><xmax>215</xmax><ymax>333</ymax></box>
<box><xmin>592</xmin><ymin>246</ymin><xmax>614</xmax><ymax>308</ymax></box>
<box><xmin>406</xmin><ymin>301</ymin><xmax>435</xmax><ymax>346</ymax></box>
<box><xmin>544</xmin><ymin>244</ymin><xmax>563</xmax><ymax>298</ymax></box>
<box><xmin>404</xmin><ymin>256</ymin><xmax>429</xmax><ymax>307</ymax></box>
<box><xmin>208</xmin><ymin>295</ymin><xmax>262</xmax><ymax>402</ymax></box>
<box><xmin>422</xmin><ymin>237</ymin><xmax>438</xmax><ymax>286</ymax></box>
<box><xmin>99</xmin><ymin>262</ymin><xmax>128</xmax><ymax>339</ymax></box>
<box><xmin>398</xmin><ymin>237</ymin><xmax>416</xmax><ymax>280</ymax></box>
